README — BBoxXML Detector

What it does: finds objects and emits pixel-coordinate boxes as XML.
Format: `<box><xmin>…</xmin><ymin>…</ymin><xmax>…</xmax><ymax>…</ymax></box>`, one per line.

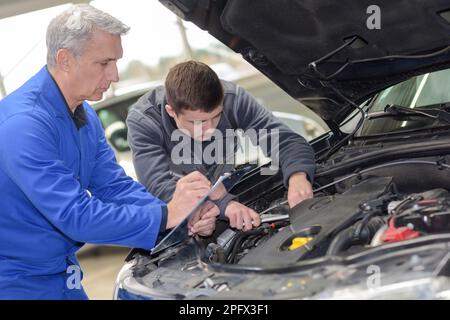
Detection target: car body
<box><xmin>113</xmin><ymin>0</ymin><xmax>450</xmax><ymax>300</ymax></box>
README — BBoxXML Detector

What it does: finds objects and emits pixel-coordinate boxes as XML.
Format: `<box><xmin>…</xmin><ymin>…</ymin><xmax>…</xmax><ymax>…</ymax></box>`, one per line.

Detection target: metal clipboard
<box><xmin>151</xmin><ymin>173</ymin><xmax>231</xmax><ymax>255</ymax></box>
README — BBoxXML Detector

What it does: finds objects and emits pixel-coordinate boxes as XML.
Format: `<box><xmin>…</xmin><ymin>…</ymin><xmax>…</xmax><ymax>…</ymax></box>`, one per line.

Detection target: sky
<box><xmin>0</xmin><ymin>0</ymin><xmax>219</xmax><ymax>95</ymax></box>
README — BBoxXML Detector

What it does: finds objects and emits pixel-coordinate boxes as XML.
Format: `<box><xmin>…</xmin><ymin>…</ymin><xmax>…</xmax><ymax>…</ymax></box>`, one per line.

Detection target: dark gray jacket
<box><xmin>126</xmin><ymin>80</ymin><xmax>315</xmax><ymax>214</ymax></box>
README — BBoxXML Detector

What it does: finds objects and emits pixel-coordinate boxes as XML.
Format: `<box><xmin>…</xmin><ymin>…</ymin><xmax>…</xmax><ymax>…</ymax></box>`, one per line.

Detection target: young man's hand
<box><xmin>166</xmin><ymin>171</ymin><xmax>211</xmax><ymax>229</ymax></box>
<box><xmin>188</xmin><ymin>201</ymin><xmax>219</xmax><ymax>236</ymax></box>
<box><xmin>225</xmin><ymin>201</ymin><xmax>261</xmax><ymax>231</ymax></box>
<box><xmin>287</xmin><ymin>172</ymin><xmax>313</xmax><ymax>208</ymax></box>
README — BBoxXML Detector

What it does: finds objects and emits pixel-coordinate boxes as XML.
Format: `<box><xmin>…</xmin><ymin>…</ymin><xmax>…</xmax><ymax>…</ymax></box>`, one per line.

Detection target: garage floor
<box><xmin>77</xmin><ymin>246</ymin><xmax>130</xmax><ymax>300</ymax></box>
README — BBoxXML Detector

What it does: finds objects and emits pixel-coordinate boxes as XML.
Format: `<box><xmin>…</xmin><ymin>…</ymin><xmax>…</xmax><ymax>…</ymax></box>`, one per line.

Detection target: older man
<box><xmin>0</xmin><ymin>5</ymin><xmax>216</xmax><ymax>300</ymax></box>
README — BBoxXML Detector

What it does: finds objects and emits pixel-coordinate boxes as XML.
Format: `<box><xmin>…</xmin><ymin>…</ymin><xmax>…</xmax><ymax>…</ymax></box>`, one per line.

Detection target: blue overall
<box><xmin>0</xmin><ymin>67</ymin><xmax>166</xmax><ymax>299</ymax></box>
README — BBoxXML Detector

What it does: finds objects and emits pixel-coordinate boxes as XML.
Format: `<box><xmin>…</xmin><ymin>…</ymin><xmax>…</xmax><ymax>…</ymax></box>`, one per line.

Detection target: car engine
<box><xmin>200</xmin><ymin>175</ymin><xmax>450</xmax><ymax>268</ymax></box>
<box><xmin>118</xmin><ymin>157</ymin><xmax>450</xmax><ymax>299</ymax></box>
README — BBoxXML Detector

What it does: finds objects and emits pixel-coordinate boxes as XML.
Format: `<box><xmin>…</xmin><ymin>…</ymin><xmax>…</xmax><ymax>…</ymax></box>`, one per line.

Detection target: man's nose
<box><xmin>106</xmin><ymin>62</ymin><xmax>119</xmax><ymax>82</ymax></box>
<box><xmin>202</xmin><ymin>119</ymin><xmax>214</xmax><ymax>131</ymax></box>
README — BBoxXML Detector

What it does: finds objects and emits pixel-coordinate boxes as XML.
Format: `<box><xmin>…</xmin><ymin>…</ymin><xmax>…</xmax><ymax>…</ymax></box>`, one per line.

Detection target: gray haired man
<box><xmin>0</xmin><ymin>4</ymin><xmax>216</xmax><ymax>300</ymax></box>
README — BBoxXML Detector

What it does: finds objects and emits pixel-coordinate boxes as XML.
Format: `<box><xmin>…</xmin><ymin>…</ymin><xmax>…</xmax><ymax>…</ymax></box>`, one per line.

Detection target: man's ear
<box><xmin>55</xmin><ymin>48</ymin><xmax>72</xmax><ymax>72</ymax></box>
<box><xmin>165</xmin><ymin>104</ymin><xmax>177</xmax><ymax>118</ymax></box>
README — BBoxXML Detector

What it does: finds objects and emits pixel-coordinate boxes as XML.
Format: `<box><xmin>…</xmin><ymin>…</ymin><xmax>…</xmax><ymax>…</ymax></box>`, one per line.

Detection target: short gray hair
<box><xmin>46</xmin><ymin>4</ymin><xmax>130</xmax><ymax>68</ymax></box>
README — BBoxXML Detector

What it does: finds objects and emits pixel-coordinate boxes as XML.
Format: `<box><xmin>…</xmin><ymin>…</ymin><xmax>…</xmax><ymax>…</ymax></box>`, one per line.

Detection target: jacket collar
<box><xmin>40</xmin><ymin>66</ymin><xmax>87</xmax><ymax>128</ymax></box>
<box><xmin>39</xmin><ymin>66</ymin><xmax>70</xmax><ymax>118</ymax></box>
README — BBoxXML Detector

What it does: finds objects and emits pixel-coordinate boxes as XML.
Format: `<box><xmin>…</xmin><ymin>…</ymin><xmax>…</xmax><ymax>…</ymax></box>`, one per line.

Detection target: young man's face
<box><xmin>67</xmin><ymin>30</ymin><xmax>122</xmax><ymax>102</ymax></box>
<box><xmin>165</xmin><ymin>104</ymin><xmax>223</xmax><ymax>141</ymax></box>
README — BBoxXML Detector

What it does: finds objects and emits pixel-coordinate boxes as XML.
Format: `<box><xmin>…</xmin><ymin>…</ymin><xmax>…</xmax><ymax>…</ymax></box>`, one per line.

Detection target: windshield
<box><xmin>357</xmin><ymin>68</ymin><xmax>450</xmax><ymax>136</ymax></box>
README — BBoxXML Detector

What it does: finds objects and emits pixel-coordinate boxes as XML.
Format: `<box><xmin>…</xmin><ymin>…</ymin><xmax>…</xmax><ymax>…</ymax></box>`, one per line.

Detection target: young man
<box><xmin>0</xmin><ymin>5</ymin><xmax>216</xmax><ymax>300</ymax></box>
<box><xmin>127</xmin><ymin>61</ymin><xmax>316</xmax><ymax>232</ymax></box>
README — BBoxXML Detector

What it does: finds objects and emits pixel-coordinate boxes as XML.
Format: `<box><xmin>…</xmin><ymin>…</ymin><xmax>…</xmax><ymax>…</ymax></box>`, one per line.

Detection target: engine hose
<box><xmin>225</xmin><ymin>228</ymin><xmax>267</xmax><ymax>263</ymax></box>
<box><xmin>327</xmin><ymin>217</ymin><xmax>385</xmax><ymax>256</ymax></box>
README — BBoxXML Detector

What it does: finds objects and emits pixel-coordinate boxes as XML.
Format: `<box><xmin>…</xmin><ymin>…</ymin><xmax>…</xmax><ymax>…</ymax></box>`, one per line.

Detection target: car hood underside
<box><xmin>160</xmin><ymin>0</ymin><xmax>450</xmax><ymax>124</ymax></box>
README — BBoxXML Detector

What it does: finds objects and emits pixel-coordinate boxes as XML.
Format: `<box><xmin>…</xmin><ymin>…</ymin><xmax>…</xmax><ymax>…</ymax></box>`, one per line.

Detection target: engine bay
<box><xmin>119</xmin><ymin>154</ymin><xmax>450</xmax><ymax>299</ymax></box>
<box><xmin>204</xmin><ymin>176</ymin><xmax>450</xmax><ymax>268</ymax></box>
<box><xmin>134</xmin><ymin>154</ymin><xmax>450</xmax><ymax>273</ymax></box>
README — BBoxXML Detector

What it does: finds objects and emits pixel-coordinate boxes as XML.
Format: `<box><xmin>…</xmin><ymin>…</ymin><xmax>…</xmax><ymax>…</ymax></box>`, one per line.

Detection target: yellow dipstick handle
<box><xmin>288</xmin><ymin>237</ymin><xmax>313</xmax><ymax>251</ymax></box>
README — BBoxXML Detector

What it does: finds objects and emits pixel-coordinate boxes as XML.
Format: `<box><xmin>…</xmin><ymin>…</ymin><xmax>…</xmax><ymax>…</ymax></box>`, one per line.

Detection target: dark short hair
<box><xmin>165</xmin><ymin>61</ymin><xmax>224</xmax><ymax>114</ymax></box>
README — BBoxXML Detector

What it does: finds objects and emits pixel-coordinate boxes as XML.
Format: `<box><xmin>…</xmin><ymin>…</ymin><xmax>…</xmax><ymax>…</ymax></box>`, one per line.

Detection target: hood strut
<box><xmin>307</xmin><ymin>36</ymin><xmax>360</xmax><ymax>81</ymax></box>
<box><xmin>302</xmin><ymin>39</ymin><xmax>368</xmax><ymax>159</ymax></box>
<box><xmin>305</xmin><ymin>38</ymin><xmax>450</xmax><ymax>83</ymax></box>
<box><xmin>299</xmin><ymin>36</ymin><xmax>363</xmax><ymax>138</ymax></box>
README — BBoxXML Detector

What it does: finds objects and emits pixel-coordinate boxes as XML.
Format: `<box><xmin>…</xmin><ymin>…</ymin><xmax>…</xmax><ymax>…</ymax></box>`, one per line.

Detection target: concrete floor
<box><xmin>77</xmin><ymin>246</ymin><xmax>130</xmax><ymax>300</ymax></box>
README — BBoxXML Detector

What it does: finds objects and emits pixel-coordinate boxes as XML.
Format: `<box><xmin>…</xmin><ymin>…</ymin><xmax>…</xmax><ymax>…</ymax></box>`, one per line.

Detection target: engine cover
<box><xmin>238</xmin><ymin>176</ymin><xmax>395</xmax><ymax>267</ymax></box>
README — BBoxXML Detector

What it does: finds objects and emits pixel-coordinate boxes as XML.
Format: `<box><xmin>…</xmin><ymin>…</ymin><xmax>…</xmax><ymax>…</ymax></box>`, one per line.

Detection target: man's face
<box><xmin>67</xmin><ymin>30</ymin><xmax>123</xmax><ymax>102</ymax></box>
<box><xmin>166</xmin><ymin>105</ymin><xmax>223</xmax><ymax>141</ymax></box>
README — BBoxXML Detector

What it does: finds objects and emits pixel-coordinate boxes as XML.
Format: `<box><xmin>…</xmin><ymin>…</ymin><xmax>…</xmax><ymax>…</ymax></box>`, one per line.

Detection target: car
<box><xmin>113</xmin><ymin>0</ymin><xmax>450</xmax><ymax>300</ymax></box>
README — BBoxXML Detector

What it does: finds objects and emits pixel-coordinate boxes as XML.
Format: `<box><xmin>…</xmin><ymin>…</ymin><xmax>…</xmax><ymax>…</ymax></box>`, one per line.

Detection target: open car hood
<box><xmin>160</xmin><ymin>0</ymin><xmax>450</xmax><ymax>125</ymax></box>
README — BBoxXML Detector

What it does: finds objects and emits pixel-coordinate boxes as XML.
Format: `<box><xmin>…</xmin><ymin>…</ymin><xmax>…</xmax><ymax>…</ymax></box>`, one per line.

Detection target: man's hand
<box><xmin>225</xmin><ymin>201</ymin><xmax>261</xmax><ymax>231</ymax></box>
<box><xmin>188</xmin><ymin>201</ymin><xmax>219</xmax><ymax>236</ymax></box>
<box><xmin>209</xmin><ymin>181</ymin><xmax>227</xmax><ymax>201</ymax></box>
<box><xmin>287</xmin><ymin>172</ymin><xmax>313</xmax><ymax>208</ymax></box>
<box><xmin>166</xmin><ymin>171</ymin><xmax>210</xmax><ymax>229</ymax></box>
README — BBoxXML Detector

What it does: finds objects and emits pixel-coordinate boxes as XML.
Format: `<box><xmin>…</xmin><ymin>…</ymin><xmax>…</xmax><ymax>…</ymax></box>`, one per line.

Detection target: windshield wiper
<box><xmin>368</xmin><ymin>104</ymin><xmax>450</xmax><ymax>124</ymax></box>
